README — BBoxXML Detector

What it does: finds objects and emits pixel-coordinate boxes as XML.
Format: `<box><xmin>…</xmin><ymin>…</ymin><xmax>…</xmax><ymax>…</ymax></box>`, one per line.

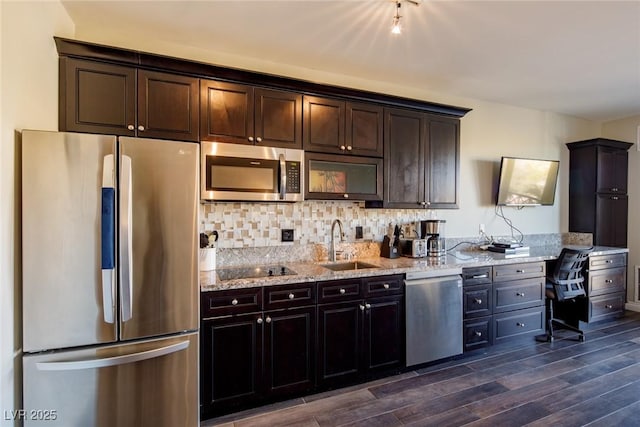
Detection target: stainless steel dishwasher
<box><xmin>405</xmin><ymin>272</ymin><xmax>463</xmax><ymax>366</ymax></box>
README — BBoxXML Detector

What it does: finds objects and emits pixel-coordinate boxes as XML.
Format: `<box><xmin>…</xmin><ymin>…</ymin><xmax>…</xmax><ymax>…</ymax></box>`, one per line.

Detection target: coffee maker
<box><xmin>421</xmin><ymin>220</ymin><xmax>446</xmax><ymax>257</ymax></box>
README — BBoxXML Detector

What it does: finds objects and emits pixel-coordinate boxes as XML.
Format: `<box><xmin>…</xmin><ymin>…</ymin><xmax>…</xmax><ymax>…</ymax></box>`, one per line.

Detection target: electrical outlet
<box><xmin>355</xmin><ymin>226</ymin><xmax>363</xmax><ymax>239</ymax></box>
<box><xmin>281</xmin><ymin>229</ymin><xmax>294</xmax><ymax>242</ymax></box>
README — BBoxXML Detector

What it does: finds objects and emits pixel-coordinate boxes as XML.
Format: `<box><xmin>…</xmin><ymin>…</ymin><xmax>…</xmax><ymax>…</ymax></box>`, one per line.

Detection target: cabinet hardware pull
<box><xmin>419</xmin><ymin>201</ymin><xmax>427</xmax><ymax>206</ymax></box>
<box><xmin>256</xmin><ymin>137</ymin><xmax>262</xmax><ymax>143</ymax></box>
<box><xmin>288</xmin><ymin>293</ymin><xmax>295</xmax><ymax>299</ymax></box>
<box><xmin>605</xmin><ymin>304</ymin><xmax>614</xmax><ymax>309</ymax></box>
<box><xmin>231</xmin><ymin>299</ymin><xmax>238</xmax><ymax>306</ymax></box>
<box><xmin>248</xmin><ymin>136</ymin><xmax>254</xmax><ymax>142</ymax></box>
<box><xmin>475</xmin><ymin>331</ymin><xmax>482</xmax><ymax>337</ymax></box>
<box><xmin>137</xmin><ymin>125</ymin><xmax>145</xmax><ymax>131</ymax></box>
<box><xmin>256</xmin><ymin>317</ymin><xmax>263</xmax><ymax>324</ymax></box>
<box><xmin>517</xmin><ymin>322</ymin><xmax>525</xmax><ymax>327</ymax></box>
<box><xmin>474</xmin><ymin>298</ymin><xmax>482</xmax><ymax>304</ymax></box>
<box><xmin>516</xmin><ymin>292</ymin><xmax>525</xmax><ymax>297</ymax></box>
<box><xmin>339</xmin><ymin>288</ymin><xmax>346</xmax><ymax>294</ymax></box>
<box><xmin>606</xmin><ymin>260</ymin><xmax>613</xmax><ymax>263</ymax></box>
<box><xmin>127</xmin><ymin>124</ymin><xmax>135</xmax><ymax>131</ymax></box>
<box><xmin>516</xmin><ymin>269</ymin><xmax>525</xmax><ymax>273</ymax></box>
<box><xmin>383</xmin><ymin>284</ymin><xmax>390</xmax><ymax>289</ymax></box>
<box><xmin>343</xmin><ymin>194</ymin><xmax>349</xmax><ymax>198</ymax></box>
<box><xmin>472</xmin><ymin>274</ymin><xmax>488</xmax><ymax>279</ymax></box>
<box><xmin>265</xmin><ymin>316</ymin><xmax>271</xmax><ymax>323</ymax></box>
<box><xmin>365</xmin><ymin>303</ymin><xmax>371</xmax><ymax>309</ymax></box>
<box><xmin>346</xmin><ymin>145</ymin><xmax>352</xmax><ymax>151</ymax></box>
<box><xmin>605</xmin><ymin>279</ymin><xmax>613</xmax><ymax>284</ymax></box>
<box><xmin>611</xmin><ymin>196</ymin><xmax>619</xmax><ymax>200</ymax></box>
<box><xmin>359</xmin><ymin>305</ymin><xmax>365</xmax><ymax>311</ymax></box>
<box><xmin>340</xmin><ymin>145</ymin><xmax>346</xmax><ymax>150</ymax></box>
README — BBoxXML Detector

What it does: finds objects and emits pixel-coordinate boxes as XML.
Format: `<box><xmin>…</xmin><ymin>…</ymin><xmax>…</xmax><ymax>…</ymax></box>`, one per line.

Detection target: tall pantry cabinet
<box><xmin>567</xmin><ymin>138</ymin><xmax>633</xmax><ymax>247</ymax></box>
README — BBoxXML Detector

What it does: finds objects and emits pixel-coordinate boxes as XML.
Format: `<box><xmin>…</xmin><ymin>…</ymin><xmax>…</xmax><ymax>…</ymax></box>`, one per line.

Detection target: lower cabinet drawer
<box><xmin>589</xmin><ymin>292</ymin><xmax>625</xmax><ymax>322</ymax></box>
<box><xmin>464</xmin><ymin>284</ymin><xmax>492</xmax><ymax>318</ymax></box>
<box><xmin>493</xmin><ymin>278</ymin><xmax>544</xmax><ymax>313</ymax></box>
<box><xmin>493</xmin><ymin>307</ymin><xmax>544</xmax><ymax>343</ymax></box>
<box><xmin>201</xmin><ymin>287</ymin><xmax>263</xmax><ymax>318</ymax></box>
<box><xmin>463</xmin><ymin>317</ymin><xmax>492</xmax><ymax>351</ymax></box>
<box><xmin>587</xmin><ymin>267</ymin><xmax>626</xmax><ymax>297</ymax></box>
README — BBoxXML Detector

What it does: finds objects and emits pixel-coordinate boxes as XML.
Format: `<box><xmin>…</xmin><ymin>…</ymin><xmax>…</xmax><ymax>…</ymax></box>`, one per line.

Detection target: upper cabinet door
<box><xmin>137</xmin><ymin>70</ymin><xmax>199</xmax><ymax>142</ymax></box>
<box><xmin>346</xmin><ymin>102</ymin><xmax>383</xmax><ymax>157</ymax></box>
<box><xmin>426</xmin><ymin>115</ymin><xmax>460</xmax><ymax>209</ymax></box>
<box><xmin>200</xmin><ymin>80</ymin><xmax>254</xmax><ymax>145</ymax></box>
<box><xmin>255</xmin><ymin>88</ymin><xmax>302</xmax><ymax>149</ymax></box>
<box><xmin>597</xmin><ymin>147</ymin><xmax>628</xmax><ymax>194</ymax></box>
<box><xmin>384</xmin><ymin>108</ymin><xmax>425</xmax><ymax>208</ymax></box>
<box><xmin>59</xmin><ymin>57</ymin><xmax>136</xmax><ymax>136</ymax></box>
<box><xmin>303</xmin><ymin>95</ymin><xmax>345</xmax><ymax>153</ymax></box>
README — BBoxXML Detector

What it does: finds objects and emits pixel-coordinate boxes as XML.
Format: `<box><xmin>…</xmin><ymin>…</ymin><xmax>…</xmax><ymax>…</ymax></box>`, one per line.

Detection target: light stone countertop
<box><xmin>200</xmin><ymin>244</ymin><xmax>628</xmax><ymax>292</ymax></box>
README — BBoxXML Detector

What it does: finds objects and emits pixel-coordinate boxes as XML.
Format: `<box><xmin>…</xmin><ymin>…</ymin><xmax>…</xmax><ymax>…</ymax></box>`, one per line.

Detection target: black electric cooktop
<box><xmin>216</xmin><ymin>265</ymin><xmax>297</xmax><ymax>281</ymax></box>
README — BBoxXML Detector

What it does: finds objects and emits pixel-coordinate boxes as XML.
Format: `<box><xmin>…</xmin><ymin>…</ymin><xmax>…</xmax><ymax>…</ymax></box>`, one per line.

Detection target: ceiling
<box><xmin>61</xmin><ymin>0</ymin><xmax>640</xmax><ymax>122</ymax></box>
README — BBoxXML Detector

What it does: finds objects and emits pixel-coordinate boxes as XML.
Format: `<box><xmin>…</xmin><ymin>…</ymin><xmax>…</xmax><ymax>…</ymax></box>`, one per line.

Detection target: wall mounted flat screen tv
<box><xmin>496</xmin><ymin>157</ymin><xmax>560</xmax><ymax>206</ymax></box>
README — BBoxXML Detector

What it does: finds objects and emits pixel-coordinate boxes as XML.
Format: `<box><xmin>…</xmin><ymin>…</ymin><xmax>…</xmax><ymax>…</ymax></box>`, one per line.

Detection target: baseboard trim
<box><xmin>625</xmin><ymin>302</ymin><xmax>640</xmax><ymax>312</ymax></box>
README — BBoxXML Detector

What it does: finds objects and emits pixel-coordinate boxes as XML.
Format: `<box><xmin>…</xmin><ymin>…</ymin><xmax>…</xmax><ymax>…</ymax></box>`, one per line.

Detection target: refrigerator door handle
<box><xmin>120</xmin><ymin>155</ymin><xmax>133</xmax><ymax>322</ymax></box>
<box><xmin>101</xmin><ymin>154</ymin><xmax>116</xmax><ymax>324</ymax></box>
<box><xmin>279</xmin><ymin>153</ymin><xmax>286</xmax><ymax>200</ymax></box>
<box><xmin>35</xmin><ymin>340</ymin><xmax>189</xmax><ymax>371</ymax></box>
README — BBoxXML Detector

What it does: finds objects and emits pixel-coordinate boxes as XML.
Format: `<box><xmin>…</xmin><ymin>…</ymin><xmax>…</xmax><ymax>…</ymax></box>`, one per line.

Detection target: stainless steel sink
<box><xmin>320</xmin><ymin>261</ymin><xmax>380</xmax><ymax>271</ymax></box>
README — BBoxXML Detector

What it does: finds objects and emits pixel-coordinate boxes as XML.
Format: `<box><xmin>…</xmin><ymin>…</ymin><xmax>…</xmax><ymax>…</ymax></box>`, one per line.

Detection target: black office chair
<box><xmin>537</xmin><ymin>247</ymin><xmax>593</xmax><ymax>343</ymax></box>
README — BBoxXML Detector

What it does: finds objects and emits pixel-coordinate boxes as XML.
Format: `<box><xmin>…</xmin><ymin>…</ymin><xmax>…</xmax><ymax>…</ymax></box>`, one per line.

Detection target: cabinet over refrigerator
<box><xmin>21</xmin><ymin>130</ymin><xmax>199</xmax><ymax>427</ymax></box>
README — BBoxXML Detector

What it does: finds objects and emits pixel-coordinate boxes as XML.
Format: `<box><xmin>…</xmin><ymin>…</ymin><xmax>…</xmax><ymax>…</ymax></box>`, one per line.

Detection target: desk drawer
<box><xmin>588</xmin><ymin>267</ymin><xmax>626</xmax><ymax>296</ymax></box>
<box><xmin>493</xmin><ymin>262</ymin><xmax>545</xmax><ymax>283</ymax></box>
<box><xmin>589</xmin><ymin>292</ymin><xmax>625</xmax><ymax>322</ymax></box>
<box><xmin>494</xmin><ymin>306</ymin><xmax>544</xmax><ymax>343</ymax></box>
<box><xmin>588</xmin><ymin>253</ymin><xmax>627</xmax><ymax>271</ymax></box>
<box><xmin>493</xmin><ymin>277</ymin><xmax>544</xmax><ymax>313</ymax></box>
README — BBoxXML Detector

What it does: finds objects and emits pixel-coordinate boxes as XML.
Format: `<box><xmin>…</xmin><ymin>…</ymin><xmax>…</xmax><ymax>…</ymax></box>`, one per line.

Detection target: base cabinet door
<box><xmin>200</xmin><ymin>314</ymin><xmax>262</xmax><ymax>417</ymax></box>
<box><xmin>363</xmin><ymin>296</ymin><xmax>404</xmax><ymax>373</ymax></box>
<box><xmin>264</xmin><ymin>307</ymin><xmax>316</xmax><ymax>397</ymax></box>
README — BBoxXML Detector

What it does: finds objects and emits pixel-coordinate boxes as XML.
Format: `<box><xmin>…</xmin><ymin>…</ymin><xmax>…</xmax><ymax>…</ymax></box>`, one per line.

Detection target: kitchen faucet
<box><xmin>329</xmin><ymin>219</ymin><xmax>344</xmax><ymax>262</ymax></box>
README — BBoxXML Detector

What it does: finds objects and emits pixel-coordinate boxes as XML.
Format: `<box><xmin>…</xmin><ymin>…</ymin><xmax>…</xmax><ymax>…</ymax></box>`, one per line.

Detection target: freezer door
<box><xmin>22</xmin><ymin>130</ymin><xmax>118</xmax><ymax>352</ymax></box>
<box><xmin>23</xmin><ymin>332</ymin><xmax>198</xmax><ymax>427</ymax></box>
<box><xmin>119</xmin><ymin>137</ymin><xmax>199</xmax><ymax>340</ymax></box>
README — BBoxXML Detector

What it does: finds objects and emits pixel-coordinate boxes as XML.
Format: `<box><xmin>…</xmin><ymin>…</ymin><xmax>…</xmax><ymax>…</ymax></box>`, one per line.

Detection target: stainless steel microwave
<box><xmin>200</xmin><ymin>142</ymin><xmax>304</xmax><ymax>202</ymax></box>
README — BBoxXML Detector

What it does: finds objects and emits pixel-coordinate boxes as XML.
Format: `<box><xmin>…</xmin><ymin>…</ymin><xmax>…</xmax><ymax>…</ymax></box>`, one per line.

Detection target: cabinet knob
<box><xmin>419</xmin><ymin>201</ymin><xmax>427</xmax><ymax>207</ymax></box>
<box><xmin>359</xmin><ymin>304</ymin><xmax>365</xmax><ymax>311</ymax></box>
<box><xmin>343</xmin><ymin>194</ymin><xmax>349</xmax><ymax>198</ymax></box>
<box><xmin>339</xmin><ymin>288</ymin><xmax>346</xmax><ymax>294</ymax></box>
<box><xmin>265</xmin><ymin>316</ymin><xmax>272</xmax><ymax>323</ymax></box>
<box><xmin>340</xmin><ymin>145</ymin><xmax>346</xmax><ymax>151</ymax></box>
<box><xmin>606</xmin><ymin>260</ymin><xmax>613</xmax><ymax>264</ymax></box>
<box><xmin>127</xmin><ymin>124</ymin><xmax>135</xmax><ymax>131</ymax></box>
<box><xmin>611</xmin><ymin>196</ymin><xmax>619</xmax><ymax>200</ymax></box>
<box><xmin>365</xmin><ymin>303</ymin><xmax>371</xmax><ymax>309</ymax></box>
<box><xmin>474</xmin><ymin>298</ymin><xmax>482</xmax><ymax>304</ymax></box>
<box><xmin>231</xmin><ymin>298</ymin><xmax>238</xmax><ymax>306</ymax></box>
<box><xmin>288</xmin><ymin>293</ymin><xmax>295</xmax><ymax>299</ymax></box>
<box><xmin>137</xmin><ymin>125</ymin><xmax>145</xmax><ymax>132</ymax></box>
<box><xmin>383</xmin><ymin>283</ymin><xmax>390</xmax><ymax>289</ymax></box>
<box><xmin>256</xmin><ymin>317</ymin><xmax>263</xmax><ymax>324</ymax></box>
<box><xmin>517</xmin><ymin>322</ymin><xmax>525</xmax><ymax>327</ymax></box>
<box><xmin>256</xmin><ymin>137</ymin><xmax>262</xmax><ymax>143</ymax></box>
<box><xmin>516</xmin><ymin>292</ymin><xmax>525</xmax><ymax>297</ymax></box>
<box><xmin>605</xmin><ymin>304</ymin><xmax>614</xmax><ymax>309</ymax></box>
<box><xmin>516</xmin><ymin>269</ymin><xmax>525</xmax><ymax>273</ymax></box>
<box><xmin>475</xmin><ymin>331</ymin><xmax>482</xmax><ymax>337</ymax></box>
<box><xmin>346</xmin><ymin>145</ymin><xmax>352</xmax><ymax>151</ymax></box>
<box><xmin>248</xmin><ymin>136</ymin><xmax>254</xmax><ymax>142</ymax></box>
<box><xmin>605</xmin><ymin>279</ymin><xmax>613</xmax><ymax>284</ymax></box>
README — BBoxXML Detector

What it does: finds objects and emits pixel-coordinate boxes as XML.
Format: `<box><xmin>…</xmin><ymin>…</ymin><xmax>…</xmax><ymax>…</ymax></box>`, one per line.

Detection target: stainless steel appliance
<box><xmin>200</xmin><ymin>141</ymin><xmax>303</xmax><ymax>202</ymax></box>
<box><xmin>21</xmin><ymin>130</ymin><xmax>199</xmax><ymax>427</ymax></box>
<box><xmin>399</xmin><ymin>239</ymin><xmax>428</xmax><ymax>258</ymax></box>
<box><xmin>405</xmin><ymin>272</ymin><xmax>463</xmax><ymax>366</ymax></box>
<box><xmin>423</xmin><ymin>219</ymin><xmax>447</xmax><ymax>258</ymax></box>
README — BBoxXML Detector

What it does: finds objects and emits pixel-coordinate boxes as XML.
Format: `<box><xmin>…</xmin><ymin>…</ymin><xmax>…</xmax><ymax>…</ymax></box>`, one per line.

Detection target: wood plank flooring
<box><xmin>202</xmin><ymin>312</ymin><xmax>640</xmax><ymax>427</ymax></box>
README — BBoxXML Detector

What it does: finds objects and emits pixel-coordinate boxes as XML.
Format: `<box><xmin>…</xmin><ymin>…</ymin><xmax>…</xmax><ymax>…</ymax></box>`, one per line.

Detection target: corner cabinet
<box><xmin>384</xmin><ymin>108</ymin><xmax>460</xmax><ymax>209</ymax></box>
<box><xmin>567</xmin><ymin>138</ymin><xmax>633</xmax><ymax>247</ymax></box>
<box><xmin>200</xmin><ymin>80</ymin><xmax>303</xmax><ymax>149</ymax></box>
<box><xmin>59</xmin><ymin>57</ymin><xmax>199</xmax><ymax>141</ymax></box>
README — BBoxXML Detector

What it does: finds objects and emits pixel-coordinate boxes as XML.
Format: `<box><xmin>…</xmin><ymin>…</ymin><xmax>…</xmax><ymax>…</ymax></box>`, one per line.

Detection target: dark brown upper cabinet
<box><xmin>200</xmin><ymin>80</ymin><xmax>302</xmax><ymax>149</ymax></box>
<box><xmin>303</xmin><ymin>96</ymin><xmax>383</xmax><ymax>157</ymax></box>
<box><xmin>567</xmin><ymin>138</ymin><xmax>633</xmax><ymax>247</ymax></box>
<box><xmin>384</xmin><ymin>108</ymin><xmax>460</xmax><ymax>209</ymax></box>
<box><xmin>59</xmin><ymin>57</ymin><xmax>199</xmax><ymax>141</ymax></box>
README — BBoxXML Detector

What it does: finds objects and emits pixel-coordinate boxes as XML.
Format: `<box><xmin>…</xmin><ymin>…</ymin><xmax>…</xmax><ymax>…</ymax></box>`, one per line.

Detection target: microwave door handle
<box><xmin>279</xmin><ymin>153</ymin><xmax>286</xmax><ymax>200</ymax></box>
<box><xmin>120</xmin><ymin>155</ymin><xmax>133</xmax><ymax>322</ymax></box>
<box><xmin>101</xmin><ymin>155</ymin><xmax>116</xmax><ymax>324</ymax></box>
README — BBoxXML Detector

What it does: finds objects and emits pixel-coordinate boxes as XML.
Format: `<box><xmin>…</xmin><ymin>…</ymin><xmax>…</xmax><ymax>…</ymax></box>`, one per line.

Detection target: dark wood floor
<box><xmin>202</xmin><ymin>311</ymin><xmax>640</xmax><ymax>427</ymax></box>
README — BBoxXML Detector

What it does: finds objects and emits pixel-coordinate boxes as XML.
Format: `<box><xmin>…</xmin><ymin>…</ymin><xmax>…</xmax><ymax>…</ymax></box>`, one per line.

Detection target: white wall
<box><xmin>602</xmin><ymin>115</ymin><xmax>640</xmax><ymax>308</ymax></box>
<box><xmin>0</xmin><ymin>2</ymin><xmax>73</xmax><ymax>425</ymax></box>
<box><xmin>0</xmin><ymin>1</ymin><xmax>604</xmax><ymax>422</ymax></box>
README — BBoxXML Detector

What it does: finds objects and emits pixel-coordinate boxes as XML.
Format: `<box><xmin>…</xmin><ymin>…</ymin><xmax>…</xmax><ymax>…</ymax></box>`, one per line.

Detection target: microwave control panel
<box><xmin>285</xmin><ymin>161</ymin><xmax>301</xmax><ymax>193</ymax></box>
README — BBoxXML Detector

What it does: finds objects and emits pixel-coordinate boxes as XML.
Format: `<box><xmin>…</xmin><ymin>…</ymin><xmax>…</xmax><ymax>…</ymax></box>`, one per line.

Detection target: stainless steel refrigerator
<box><xmin>21</xmin><ymin>130</ymin><xmax>199</xmax><ymax>427</ymax></box>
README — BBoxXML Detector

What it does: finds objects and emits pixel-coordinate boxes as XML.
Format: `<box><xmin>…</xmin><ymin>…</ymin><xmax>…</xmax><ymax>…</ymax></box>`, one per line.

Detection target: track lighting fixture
<box><xmin>391</xmin><ymin>1</ymin><xmax>402</xmax><ymax>35</ymax></box>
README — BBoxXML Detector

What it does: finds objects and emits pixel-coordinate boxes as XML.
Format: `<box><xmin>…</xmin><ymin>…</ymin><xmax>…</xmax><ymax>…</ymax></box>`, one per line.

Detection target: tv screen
<box><xmin>496</xmin><ymin>157</ymin><xmax>560</xmax><ymax>206</ymax></box>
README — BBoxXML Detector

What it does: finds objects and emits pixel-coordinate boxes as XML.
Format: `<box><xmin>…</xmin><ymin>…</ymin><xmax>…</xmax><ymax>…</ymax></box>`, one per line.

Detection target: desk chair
<box><xmin>538</xmin><ymin>247</ymin><xmax>593</xmax><ymax>343</ymax></box>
